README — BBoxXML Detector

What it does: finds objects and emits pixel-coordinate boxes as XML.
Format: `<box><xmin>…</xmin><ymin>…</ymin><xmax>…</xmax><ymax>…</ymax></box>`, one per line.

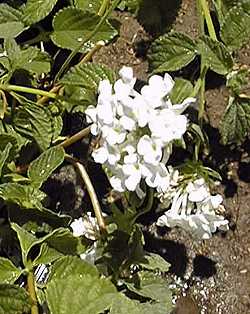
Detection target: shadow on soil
<box><xmin>137</xmin><ymin>0</ymin><xmax>182</xmax><ymax>36</ymax></box>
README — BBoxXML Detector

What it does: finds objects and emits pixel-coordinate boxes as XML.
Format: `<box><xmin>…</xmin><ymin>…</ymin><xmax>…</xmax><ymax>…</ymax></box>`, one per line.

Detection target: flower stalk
<box><xmin>65</xmin><ymin>155</ymin><xmax>107</xmax><ymax>234</ymax></box>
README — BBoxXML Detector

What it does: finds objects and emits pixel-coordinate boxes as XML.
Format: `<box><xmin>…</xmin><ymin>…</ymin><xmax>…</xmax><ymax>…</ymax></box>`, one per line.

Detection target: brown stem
<box><xmin>65</xmin><ymin>155</ymin><xmax>106</xmax><ymax>234</ymax></box>
<box><xmin>37</xmin><ymin>85</ymin><xmax>62</xmax><ymax>105</ymax></box>
<box><xmin>79</xmin><ymin>41</ymin><xmax>105</xmax><ymax>64</ymax></box>
<box><xmin>58</xmin><ymin>126</ymin><xmax>91</xmax><ymax>148</ymax></box>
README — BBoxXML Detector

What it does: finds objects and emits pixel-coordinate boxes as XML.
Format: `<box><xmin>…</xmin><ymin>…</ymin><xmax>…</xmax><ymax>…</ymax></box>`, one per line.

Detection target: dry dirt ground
<box><xmin>93</xmin><ymin>1</ymin><xmax>250</xmax><ymax>313</ymax></box>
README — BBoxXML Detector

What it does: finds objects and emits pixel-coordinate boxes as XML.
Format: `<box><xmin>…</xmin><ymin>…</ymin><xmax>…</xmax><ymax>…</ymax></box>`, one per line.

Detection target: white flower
<box><xmin>70</xmin><ymin>213</ymin><xmax>99</xmax><ymax>240</ymax></box>
<box><xmin>92</xmin><ymin>143</ymin><xmax>120</xmax><ymax>165</ymax></box>
<box><xmin>141</xmin><ymin>74</ymin><xmax>174</xmax><ymax>108</ymax></box>
<box><xmin>149</xmin><ymin>109</ymin><xmax>188</xmax><ymax>144</ymax></box>
<box><xmin>86</xmin><ymin>67</ymin><xmax>194</xmax><ymax>198</ymax></box>
<box><xmin>156</xmin><ymin>177</ymin><xmax>229</xmax><ymax>239</ymax></box>
<box><xmin>137</xmin><ymin>135</ymin><xmax>162</xmax><ymax>166</ymax></box>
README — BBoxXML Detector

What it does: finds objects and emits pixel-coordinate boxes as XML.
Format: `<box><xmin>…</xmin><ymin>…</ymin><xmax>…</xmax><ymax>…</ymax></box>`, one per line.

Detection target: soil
<box><xmin>92</xmin><ymin>1</ymin><xmax>250</xmax><ymax>313</ymax></box>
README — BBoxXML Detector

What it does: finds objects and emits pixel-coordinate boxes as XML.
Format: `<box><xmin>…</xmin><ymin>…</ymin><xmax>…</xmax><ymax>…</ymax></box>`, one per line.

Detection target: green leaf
<box><xmin>0</xmin><ymin>284</ymin><xmax>31</xmax><ymax>314</ymax></box>
<box><xmin>0</xmin><ymin>183</ymin><xmax>45</xmax><ymax>210</ymax></box>
<box><xmin>220</xmin><ymin>2</ymin><xmax>250</xmax><ymax>51</ymax></box>
<box><xmin>11</xmin><ymin>222</ymin><xmax>39</xmax><ymax>266</ymax></box>
<box><xmin>220</xmin><ymin>96</ymin><xmax>250</xmax><ymax>144</ymax></box>
<box><xmin>51</xmin><ymin>7</ymin><xmax>117</xmax><ymax>53</ymax></box>
<box><xmin>74</xmin><ymin>0</ymin><xmax>102</xmax><ymax>14</ymax></box>
<box><xmin>226</xmin><ymin>68</ymin><xmax>250</xmax><ymax>95</ymax></box>
<box><xmin>0</xmin><ymin>4</ymin><xmax>25</xmax><ymax>38</ymax></box>
<box><xmin>198</xmin><ymin>36</ymin><xmax>233</xmax><ymax>75</ymax></box>
<box><xmin>61</xmin><ymin>63</ymin><xmax>115</xmax><ymax>111</ymax></box>
<box><xmin>0</xmin><ymin>258</ymin><xmax>23</xmax><ymax>284</ymax></box>
<box><xmin>0</xmin><ymin>142</ymin><xmax>12</xmax><ymax>177</ymax></box>
<box><xmin>110</xmin><ymin>294</ymin><xmax>141</xmax><ymax>314</ymax></box>
<box><xmin>14</xmin><ymin>102</ymin><xmax>54</xmax><ymax>151</ymax></box>
<box><xmin>139</xmin><ymin>253</ymin><xmax>170</xmax><ymax>273</ymax></box>
<box><xmin>22</xmin><ymin>0</ymin><xmax>58</xmax><ymax>25</ymax></box>
<box><xmin>11</xmin><ymin>223</ymin><xmax>65</xmax><ymax>267</ymax></box>
<box><xmin>170</xmin><ymin>78</ymin><xmax>194</xmax><ymax>103</ymax></box>
<box><xmin>46</xmin><ymin>256</ymin><xmax>117</xmax><ymax>314</ymax></box>
<box><xmin>61</xmin><ymin>62</ymin><xmax>115</xmax><ymax>89</ymax></box>
<box><xmin>4</xmin><ymin>39</ymin><xmax>51</xmax><ymax>75</ymax></box>
<box><xmin>125</xmin><ymin>271</ymin><xmax>172</xmax><ymax>306</ymax></box>
<box><xmin>148</xmin><ymin>32</ymin><xmax>197</xmax><ymax>73</ymax></box>
<box><xmin>110</xmin><ymin>292</ymin><xmax>170</xmax><ymax>314</ymax></box>
<box><xmin>28</xmin><ymin>146</ymin><xmax>64</xmax><ymax>189</ymax></box>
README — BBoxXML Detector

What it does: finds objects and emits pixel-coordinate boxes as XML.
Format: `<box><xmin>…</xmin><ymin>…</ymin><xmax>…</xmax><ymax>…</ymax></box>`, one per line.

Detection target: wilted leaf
<box><xmin>22</xmin><ymin>0</ymin><xmax>58</xmax><ymax>25</ymax></box>
<box><xmin>0</xmin><ymin>4</ymin><xmax>25</xmax><ymax>38</ymax></box>
<box><xmin>220</xmin><ymin>96</ymin><xmax>250</xmax><ymax>144</ymax></box>
<box><xmin>198</xmin><ymin>36</ymin><xmax>233</xmax><ymax>75</ymax></box>
<box><xmin>28</xmin><ymin>146</ymin><xmax>64</xmax><ymax>189</ymax></box>
<box><xmin>51</xmin><ymin>7</ymin><xmax>117</xmax><ymax>52</ymax></box>
<box><xmin>148</xmin><ymin>32</ymin><xmax>197</xmax><ymax>73</ymax></box>
<box><xmin>46</xmin><ymin>256</ymin><xmax>117</xmax><ymax>314</ymax></box>
<box><xmin>0</xmin><ymin>258</ymin><xmax>23</xmax><ymax>284</ymax></box>
<box><xmin>0</xmin><ymin>284</ymin><xmax>31</xmax><ymax>314</ymax></box>
<box><xmin>220</xmin><ymin>2</ymin><xmax>250</xmax><ymax>51</ymax></box>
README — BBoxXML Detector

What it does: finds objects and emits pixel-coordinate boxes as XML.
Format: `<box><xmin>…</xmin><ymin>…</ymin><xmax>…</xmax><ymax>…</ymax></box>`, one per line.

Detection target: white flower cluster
<box><xmin>86</xmin><ymin>66</ymin><xmax>195</xmax><ymax>197</ymax></box>
<box><xmin>157</xmin><ymin>176</ymin><xmax>229</xmax><ymax>239</ymax></box>
<box><xmin>70</xmin><ymin>212</ymin><xmax>99</xmax><ymax>240</ymax></box>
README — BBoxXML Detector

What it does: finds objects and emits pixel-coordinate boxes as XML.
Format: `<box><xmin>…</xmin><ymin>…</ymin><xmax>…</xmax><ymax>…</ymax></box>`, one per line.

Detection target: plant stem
<box><xmin>199</xmin><ymin>0</ymin><xmax>217</xmax><ymax>40</ymax></box>
<box><xmin>27</xmin><ymin>271</ymin><xmax>39</xmax><ymax>314</ymax></box>
<box><xmin>0</xmin><ymin>84</ymin><xmax>57</xmax><ymax>99</ymax></box>
<box><xmin>54</xmin><ymin>0</ymin><xmax>121</xmax><ymax>82</ymax></box>
<box><xmin>58</xmin><ymin>126</ymin><xmax>91</xmax><ymax>148</ymax></box>
<box><xmin>79</xmin><ymin>41</ymin><xmax>105</xmax><ymax>64</ymax></box>
<box><xmin>65</xmin><ymin>155</ymin><xmax>107</xmax><ymax>234</ymax></box>
<box><xmin>98</xmin><ymin>0</ymin><xmax>110</xmax><ymax>16</ymax></box>
<box><xmin>37</xmin><ymin>85</ymin><xmax>62</xmax><ymax>105</ymax></box>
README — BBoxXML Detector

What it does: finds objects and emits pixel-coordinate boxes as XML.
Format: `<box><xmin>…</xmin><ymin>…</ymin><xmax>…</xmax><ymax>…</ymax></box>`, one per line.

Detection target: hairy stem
<box><xmin>0</xmin><ymin>84</ymin><xmax>57</xmax><ymax>99</ymax></box>
<box><xmin>27</xmin><ymin>271</ymin><xmax>39</xmax><ymax>314</ymax></box>
<box><xmin>65</xmin><ymin>155</ymin><xmax>106</xmax><ymax>234</ymax></box>
<box><xmin>58</xmin><ymin>126</ymin><xmax>91</xmax><ymax>148</ymax></box>
<box><xmin>54</xmin><ymin>0</ymin><xmax>121</xmax><ymax>82</ymax></box>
